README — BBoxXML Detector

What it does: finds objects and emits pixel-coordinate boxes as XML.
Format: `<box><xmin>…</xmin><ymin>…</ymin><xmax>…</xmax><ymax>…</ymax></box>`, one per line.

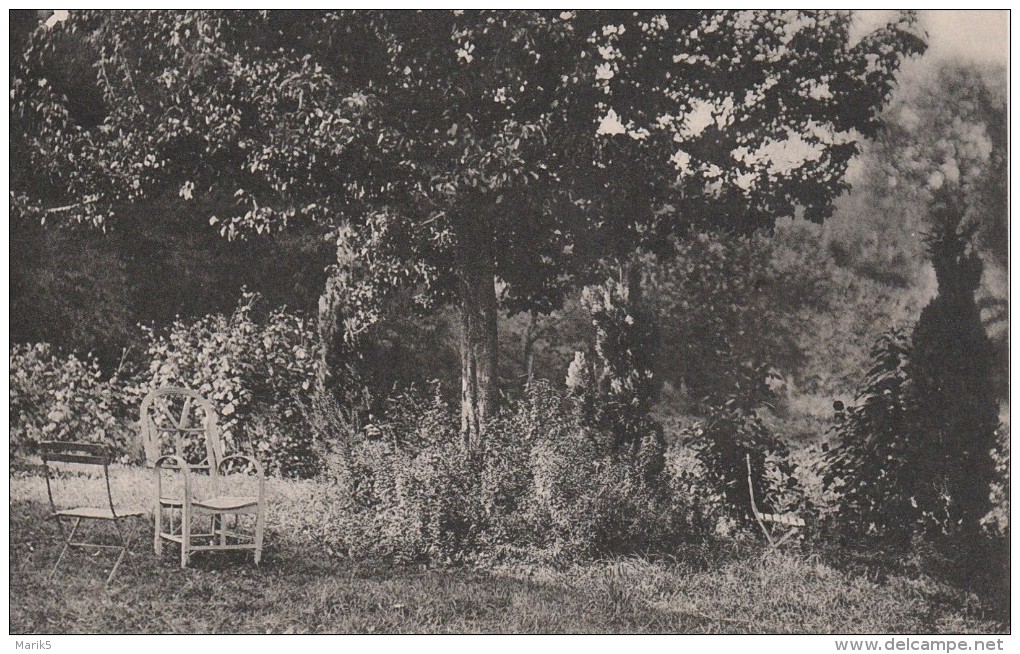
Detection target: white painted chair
<box><xmin>141</xmin><ymin>387</ymin><xmax>266</xmax><ymax>567</ymax></box>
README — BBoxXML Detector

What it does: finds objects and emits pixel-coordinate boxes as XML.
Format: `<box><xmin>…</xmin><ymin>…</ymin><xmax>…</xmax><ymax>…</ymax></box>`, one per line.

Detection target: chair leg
<box><xmin>49</xmin><ymin>518</ymin><xmax>80</xmax><ymax>580</ymax></box>
<box><xmin>773</xmin><ymin>527</ymin><xmax>799</xmax><ymax>548</ymax></box>
<box><xmin>754</xmin><ymin>515</ymin><xmax>776</xmax><ymax>547</ymax></box>
<box><xmin>154</xmin><ymin>506</ymin><xmax>163</xmax><ymax>556</ymax></box>
<box><xmin>254</xmin><ymin>507</ymin><xmax>265</xmax><ymax>566</ymax></box>
<box><xmin>180</xmin><ymin>509</ymin><xmax>190</xmax><ymax>568</ymax></box>
<box><xmin>760</xmin><ymin>527</ymin><xmax>800</xmax><ymax>564</ymax></box>
<box><xmin>106</xmin><ymin>529</ymin><xmax>134</xmax><ymax>585</ymax></box>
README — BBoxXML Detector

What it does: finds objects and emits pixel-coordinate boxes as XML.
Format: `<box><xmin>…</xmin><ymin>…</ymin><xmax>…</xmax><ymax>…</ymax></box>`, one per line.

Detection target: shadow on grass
<box><xmin>800</xmin><ymin>531</ymin><xmax>1010</xmax><ymax>628</ymax></box>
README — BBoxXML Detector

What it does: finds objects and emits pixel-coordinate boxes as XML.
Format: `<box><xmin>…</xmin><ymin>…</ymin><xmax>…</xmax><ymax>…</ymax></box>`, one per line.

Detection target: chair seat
<box><xmin>757</xmin><ymin>511</ymin><xmax>805</xmax><ymax>527</ymax></box>
<box><xmin>159</xmin><ymin>495</ymin><xmax>258</xmax><ymax>511</ymax></box>
<box><xmin>55</xmin><ymin>506</ymin><xmax>148</xmax><ymax>519</ymax></box>
<box><xmin>192</xmin><ymin>495</ymin><xmax>259</xmax><ymax>511</ymax></box>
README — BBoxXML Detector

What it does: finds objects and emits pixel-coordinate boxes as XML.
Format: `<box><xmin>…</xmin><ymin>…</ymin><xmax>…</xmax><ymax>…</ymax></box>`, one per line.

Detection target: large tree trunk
<box><xmin>456</xmin><ymin>209</ymin><xmax>499</xmax><ymax>450</ymax></box>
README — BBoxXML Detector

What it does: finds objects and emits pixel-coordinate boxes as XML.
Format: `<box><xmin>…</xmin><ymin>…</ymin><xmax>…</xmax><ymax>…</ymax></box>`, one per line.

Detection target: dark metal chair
<box><xmin>41</xmin><ymin>441</ymin><xmax>147</xmax><ymax>584</ymax></box>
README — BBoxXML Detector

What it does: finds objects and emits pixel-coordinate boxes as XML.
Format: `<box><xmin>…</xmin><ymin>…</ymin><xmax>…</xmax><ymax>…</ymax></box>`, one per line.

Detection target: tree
<box><xmin>824</xmin><ymin>194</ymin><xmax>999</xmax><ymax>544</ymax></box>
<box><xmin>12</xmin><ymin>10</ymin><xmax>924</xmax><ymax>444</ymax></box>
<box><xmin>856</xmin><ymin>61</ymin><xmax>1007</xmax><ymax>270</ymax></box>
<box><xmin>910</xmin><ymin>193</ymin><xmax>998</xmax><ymax>535</ymax></box>
<box><xmin>833</xmin><ymin>60</ymin><xmax>1009</xmax><ymax>396</ymax></box>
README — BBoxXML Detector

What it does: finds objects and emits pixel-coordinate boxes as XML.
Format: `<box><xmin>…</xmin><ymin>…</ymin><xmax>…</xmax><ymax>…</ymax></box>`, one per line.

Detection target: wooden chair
<box><xmin>41</xmin><ymin>441</ymin><xmax>147</xmax><ymax>585</ymax></box>
<box><xmin>746</xmin><ymin>454</ymin><xmax>805</xmax><ymax>557</ymax></box>
<box><xmin>140</xmin><ymin>388</ymin><xmax>266</xmax><ymax>568</ymax></box>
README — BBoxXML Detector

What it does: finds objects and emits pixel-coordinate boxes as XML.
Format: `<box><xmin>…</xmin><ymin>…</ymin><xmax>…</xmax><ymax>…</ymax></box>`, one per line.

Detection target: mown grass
<box><xmin>9</xmin><ymin>464</ymin><xmax>1008</xmax><ymax>634</ymax></box>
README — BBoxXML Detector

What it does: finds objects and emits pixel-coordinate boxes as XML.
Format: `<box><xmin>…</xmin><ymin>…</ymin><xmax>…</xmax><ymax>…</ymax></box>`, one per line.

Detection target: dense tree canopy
<box><xmin>12</xmin><ymin>10</ymin><xmax>925</xmax><ymax>441</ymax></box>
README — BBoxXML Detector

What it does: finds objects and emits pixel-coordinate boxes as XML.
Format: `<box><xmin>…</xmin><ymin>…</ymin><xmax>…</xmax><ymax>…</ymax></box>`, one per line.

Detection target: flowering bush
<box><xmin>131</xmin><ymin>292</ymin><xmax>321</xmax><ymax>477</ymax></box>
<box><xmin>10</xmin><ymin>343</ymin><xmax>135</xmax><ymax>458</ymax></box>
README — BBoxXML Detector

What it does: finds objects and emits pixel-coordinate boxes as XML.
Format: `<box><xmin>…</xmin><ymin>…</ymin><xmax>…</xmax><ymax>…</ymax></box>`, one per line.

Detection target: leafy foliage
<box><xmin>9</xmin><ymin>343</ymin><xmax>135</xmax><ymax>458</ymax></box>
<box><xmin>131</xmin><ymin>292</ymin><xmax>321</xmax><ymax>477</ymax></box>
<box><xmin>683</xmin><ymin>362</ymin><xmax>806</xmax><ymax>528</ymax></box>
<box><xmin>649</xmin><ymin>234</ymin><xmax>806</xmax><ymax>402</ymax></box>
<box><xmin>12</xmin><ymin>10</ymin><xmax>926</xmax><ymax>438</ymax></box>
<box><xmin>15</xmin><ymin>10</ymin><xmax>924</xmax><ymax>244</ymax></box>
<box><xmin>821</xmin><ymin>329</ymin><xmax>930</xmax><ymax>541</ymax></box>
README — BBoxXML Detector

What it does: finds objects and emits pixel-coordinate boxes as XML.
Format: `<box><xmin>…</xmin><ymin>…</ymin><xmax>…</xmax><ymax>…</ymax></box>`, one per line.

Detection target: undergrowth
<box><xmin>9</xmin><ymin>460</ymin><xmax>1007</xmax><ymax>634</ymax></box>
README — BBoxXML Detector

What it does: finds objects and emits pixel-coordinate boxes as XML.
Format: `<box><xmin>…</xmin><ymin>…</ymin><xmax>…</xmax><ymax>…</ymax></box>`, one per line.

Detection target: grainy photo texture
<box><xmin>9</xmin><ymin>9</ymin><xmax>1009</xmax><ymax>635</ymax></box>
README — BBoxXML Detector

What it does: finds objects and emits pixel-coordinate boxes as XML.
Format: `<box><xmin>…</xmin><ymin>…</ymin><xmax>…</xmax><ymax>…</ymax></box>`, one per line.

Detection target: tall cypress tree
<box><xmin>909</xmin><ymin>192</ymin><xmax>999</xmax><ymax>535</ymax></box>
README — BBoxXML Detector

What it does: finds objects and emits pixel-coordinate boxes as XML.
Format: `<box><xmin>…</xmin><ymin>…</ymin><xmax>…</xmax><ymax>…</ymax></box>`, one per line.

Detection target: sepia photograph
<box><xmin>7</xmin><ymin>8</ymin><xmax>1010</xmax><ymax>642</ymax></box>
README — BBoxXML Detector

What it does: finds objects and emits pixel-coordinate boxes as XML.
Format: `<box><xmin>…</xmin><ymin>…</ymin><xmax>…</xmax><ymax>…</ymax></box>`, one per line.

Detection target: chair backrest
<box><xmin>139</xmin><ymin>387</ymin><xmax>223</xmax><ymax>472</ymax></box>
<box><xmin>40</xmin><ymin>440</ymin><xmax>116</xmax><ymax>514</ymax></box>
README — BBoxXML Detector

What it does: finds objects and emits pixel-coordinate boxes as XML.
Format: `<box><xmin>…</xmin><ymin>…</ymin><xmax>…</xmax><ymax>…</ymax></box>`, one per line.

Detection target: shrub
<box><xmin>528</xmin><ymin>427</ymin><xmax>689</xmax><ymax>561</ymax></box>
<box><xmin>821</xmin><ymin>329</ymin><xmax>931</xmax><ymax>542</ymax></box>
<box><xmin>683</xmin><ymin>362</ymin><xmax>807</xmax><ymax>530</ymax></box>
<box><xmin>315</xmin><ymin>381</ymin><xmax>696</xmax><ymax>565</ymax></box>
<box><xmin>569</xmin><ymin>275</ymin><xmax>667</xmax><ymax>497</ymax></box>
<box><xmin>314</xmin><ymin>383</ymin><xmax>479</xmax><ymax>563</ymax></box>
<box><xmin>131</xmin><ymin>291</ymin><xmax>321</xmax><ymax>477</ymax></box>
<box><xmin>10</xmin><ymin>343</ymin><xmax>135</xmax><ymax>459</ymax></box>
<box><xmin>823</xmin><ymin>331</ymin><xmax>1000</xmax><ymax>544</ymax></box>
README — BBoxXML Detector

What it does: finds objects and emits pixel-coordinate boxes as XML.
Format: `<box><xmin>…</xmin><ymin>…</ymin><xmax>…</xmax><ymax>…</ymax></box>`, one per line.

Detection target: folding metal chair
<box><xmin>41</xmin><ymin>441</ymin><xmax>147</xmax><ymax>584</ymax></box>
<box><xmin>746</xmin><ymin>454</ymin><xmax>805</xmax><ymax>557</ymax></box>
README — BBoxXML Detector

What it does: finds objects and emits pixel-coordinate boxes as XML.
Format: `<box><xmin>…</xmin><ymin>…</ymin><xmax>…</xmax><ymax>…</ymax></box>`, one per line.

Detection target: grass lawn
<box><xmin>9</xmin><ymin>465</ymin><xmax>1008</xmax><ymax>634</ymax></box>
